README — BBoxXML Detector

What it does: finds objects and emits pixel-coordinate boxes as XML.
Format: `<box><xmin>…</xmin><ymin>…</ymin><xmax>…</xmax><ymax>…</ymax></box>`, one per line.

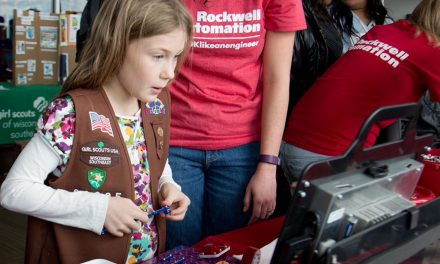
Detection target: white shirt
<box><xmin>342</xmin><ymin>11</ymin><xmax>394</xmax><ymax>53</ymax></box>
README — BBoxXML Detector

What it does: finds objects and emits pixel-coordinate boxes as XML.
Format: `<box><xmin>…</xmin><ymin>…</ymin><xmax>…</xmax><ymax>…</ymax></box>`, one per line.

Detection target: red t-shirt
<box><xmin>284</xmin><ymin>20</ymin><xmax>440</xmax><ymax>156</ymax></box>
<box><xmin>169</xmin><ymin>0</ymin><xmax>306</xmax><ymax>149</ymax></box>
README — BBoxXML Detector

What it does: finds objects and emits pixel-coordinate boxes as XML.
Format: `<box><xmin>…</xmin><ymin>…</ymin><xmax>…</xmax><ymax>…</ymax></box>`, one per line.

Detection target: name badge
<box><xmin>80</xmin><ymin>141</ymin><xmax>120</xmax><ymax>168</ymax></box>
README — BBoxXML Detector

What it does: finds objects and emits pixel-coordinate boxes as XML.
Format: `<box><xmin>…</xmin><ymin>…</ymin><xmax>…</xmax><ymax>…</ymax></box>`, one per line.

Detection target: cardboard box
<box><xmin>13</xmin><ymin>10</ymin><xmax>59</xmax><ymax>86</ymax></box>
<box><xmin>59</xmin><ymin>13</ymin><xmax>80</xmax><ymax>84</ymax></box>
<box><xmin>13</xmin><ymin>10</ymin><xmax>37</xmax><ymax>85</ymax></box>
<box><xmin>38</xmin><ymin>12</ymin><xmax>59</xmax><ymax>85</ymax></box>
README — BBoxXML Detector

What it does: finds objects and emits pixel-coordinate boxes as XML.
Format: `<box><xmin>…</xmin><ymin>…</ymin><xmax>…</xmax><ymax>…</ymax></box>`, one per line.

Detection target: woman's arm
<box><xmin>243</xmin><ymin>30</ymin><xmax>295</xmax><ymax>224</ymax></box>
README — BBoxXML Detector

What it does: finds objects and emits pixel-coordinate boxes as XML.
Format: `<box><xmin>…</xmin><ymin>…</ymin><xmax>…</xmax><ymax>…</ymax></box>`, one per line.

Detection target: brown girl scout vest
<box><xmin>25</xmin><ymin>87</ymin><xmax>170</xmax><ymax>263</ymax></box>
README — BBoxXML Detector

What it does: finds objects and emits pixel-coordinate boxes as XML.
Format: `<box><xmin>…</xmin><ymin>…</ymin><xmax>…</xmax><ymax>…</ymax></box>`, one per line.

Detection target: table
<box><xmin>0</xmin><ymin>82</ymin><xmax>60</xmax><ymax>144</ymax></box>
<box><xmin>194</xmin><ymin>216</ymin><xmax>285</xmax><ymax>255</ymax></box>
<box><xmin>149</xmin><ymin>217</ymin><xmax>285</xmax><ymax>264</ymax></box>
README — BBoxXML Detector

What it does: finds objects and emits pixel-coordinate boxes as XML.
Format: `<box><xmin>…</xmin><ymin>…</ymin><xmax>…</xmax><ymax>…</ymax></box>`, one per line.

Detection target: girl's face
<box><xmin>342</xmin><ymin>0</ymin><xmax>367</xmax><ymax>10</ymax></box>
<box><xmin>115</xmin><ymin>28</ymin><xmax>187</xmax><ymax>102</ymax></box>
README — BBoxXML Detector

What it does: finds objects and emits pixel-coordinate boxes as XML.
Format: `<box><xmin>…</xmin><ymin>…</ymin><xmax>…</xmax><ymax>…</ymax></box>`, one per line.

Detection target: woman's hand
<box><xmin>243</xmin><ymin>162</ymin><xmax>277</xmax><ymax>224</ymax></box>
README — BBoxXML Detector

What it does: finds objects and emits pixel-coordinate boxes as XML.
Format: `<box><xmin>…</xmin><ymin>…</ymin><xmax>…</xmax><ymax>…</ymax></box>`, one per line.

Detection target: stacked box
<box><xmin>59</xmin><ymin>13</ymin><xmax>81</xmax><ymax>84</ymax></box>
<box><xmin>13</xmin><ymin>10</ymin><xmax>59</xmax><ymax>86</ymax></box>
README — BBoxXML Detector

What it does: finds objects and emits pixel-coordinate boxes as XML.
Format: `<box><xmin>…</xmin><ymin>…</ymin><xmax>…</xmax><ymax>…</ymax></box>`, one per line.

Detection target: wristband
<box><xmin>259</xmin><ymin>154</ymin><xmax>281</xmax><ymax>165</ymax></box>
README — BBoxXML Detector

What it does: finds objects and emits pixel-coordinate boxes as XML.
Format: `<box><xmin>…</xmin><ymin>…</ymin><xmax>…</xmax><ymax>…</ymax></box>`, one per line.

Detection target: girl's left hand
<box><xmin>159</xmin><ymin>183</ymin><xmax>190</xmax><ymax>221</ymax></box>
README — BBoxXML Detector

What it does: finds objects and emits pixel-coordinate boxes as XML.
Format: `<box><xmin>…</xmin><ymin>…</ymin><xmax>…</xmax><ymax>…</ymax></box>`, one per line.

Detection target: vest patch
<box><xmin>146</xmin><ymin>99</ymin><xmax>166</xmax><ymax>115</ymax></box>
<box><xmin>157</xmin><ymin>127</ymin><xmax>164</xmax><ymax>137</ymax></box>
<box><xmin>89</xmin><ymin>111</ymin><xmax>114</xmax><ymax>136</ymax></box>
<box><xmin>80</xmin><ymin>141</ymin><xmax>120</xmax><ymax>167</ymax></box>
<box><xmin>87</xmin><ymin>168</ymin><xmax>107</xmax><ymax>189</ymax></box>
<box><xmin>74</xmin><ymin>189</ymin><xmax>123</xmax><ymax>197</ymax></box>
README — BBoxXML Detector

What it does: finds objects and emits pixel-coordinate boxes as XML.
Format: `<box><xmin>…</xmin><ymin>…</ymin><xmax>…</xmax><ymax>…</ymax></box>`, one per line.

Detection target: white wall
<box><xmin>385</xmin><ymin>0</ymin><xmax>422</xmax><ymax>20</ymax></box>
<box><xmin>0</xmin><ymin>0</ymin><xmax>86</xmax><ymax>14</ymax></box>
<box><xmin>60</xmin><ymin>0</ymin><xmax>87</xmax><ymax>13</ymax></box>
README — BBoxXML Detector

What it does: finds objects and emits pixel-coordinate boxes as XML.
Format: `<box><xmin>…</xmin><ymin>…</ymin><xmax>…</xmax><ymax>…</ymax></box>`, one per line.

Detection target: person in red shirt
<box><xmin>281</xmin><ymin>0</ymin><xmax>440</xmax><ymax>183</ymax></box>
<box><xmin>166</xmin><ymin>0</ymin><xmax>306</xmax><ymax>249</ymax></box>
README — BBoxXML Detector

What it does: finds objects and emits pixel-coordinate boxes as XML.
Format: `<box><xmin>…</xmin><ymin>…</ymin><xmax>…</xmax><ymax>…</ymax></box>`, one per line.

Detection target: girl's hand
<box><xmin>159</xmin><ymin>183</ymin><xmax>190</xmax><ymax>221</ymax></box>
<box><xmin>104</xmin><ymin>196</ymin><xmax>149</xmax><ymax>237</ymax></box>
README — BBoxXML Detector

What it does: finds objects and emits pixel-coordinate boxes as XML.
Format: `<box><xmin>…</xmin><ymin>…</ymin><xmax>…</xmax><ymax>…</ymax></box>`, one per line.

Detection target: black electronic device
<box><xmin>271</xmin><ymin>103</ymin><xmax>440</xmax><ymax>264</ymax></box>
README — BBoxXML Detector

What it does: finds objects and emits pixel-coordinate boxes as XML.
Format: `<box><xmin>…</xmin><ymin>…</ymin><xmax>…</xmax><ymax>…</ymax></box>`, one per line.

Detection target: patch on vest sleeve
<box><xmin>146</xmin><ymin>99</ymin><xmax>166</xmax><ymax>115</ymax></box>
<box><xmin>80</xmin><ymin>141</ymin><xmax>120</xmax><ymax>167</ymax></box>
<box><xmin>88</xmin><ymin>168</ymin><xmax>107</xmax><ymax>189</ymax></box>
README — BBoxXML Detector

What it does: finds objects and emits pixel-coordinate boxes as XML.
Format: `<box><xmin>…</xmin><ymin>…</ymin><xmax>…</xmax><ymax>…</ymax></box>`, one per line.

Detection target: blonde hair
<box><xmin>411</xmin><ymin>0</ymin><xmax>440</xmax><ymax>45</ymax></box>
<box><xmin>61</xmin><ymin>0</ymin><xmax>193</xmax><ymax>95</ymax></box>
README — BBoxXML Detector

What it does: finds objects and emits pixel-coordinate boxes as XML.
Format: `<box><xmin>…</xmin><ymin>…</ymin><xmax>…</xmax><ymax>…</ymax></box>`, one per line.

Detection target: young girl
<box><xmin>0</xmin><ymin>0</ymin><xmax>193</xmax><ymax>263</ymax></box>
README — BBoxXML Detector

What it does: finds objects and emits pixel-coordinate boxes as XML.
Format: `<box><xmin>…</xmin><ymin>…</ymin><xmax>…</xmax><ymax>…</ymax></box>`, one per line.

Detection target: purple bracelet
<box><xmin>259</xmin><ymin>154</ymin><xmax>281</xmax><ymax>165</ymax></box>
